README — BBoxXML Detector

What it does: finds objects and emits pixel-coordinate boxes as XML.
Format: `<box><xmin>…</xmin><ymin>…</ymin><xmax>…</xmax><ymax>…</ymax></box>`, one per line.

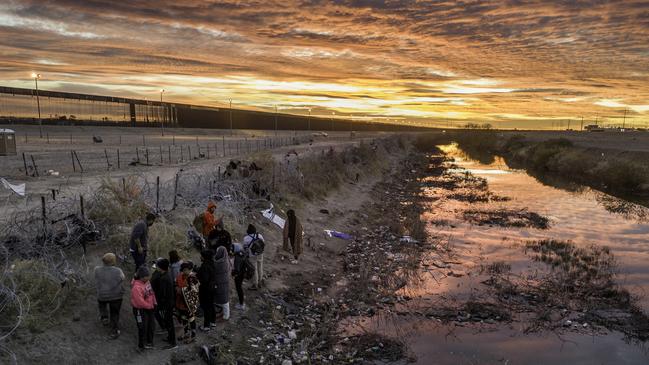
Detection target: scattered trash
<box><xmin>1</xmin><ymin>178</ymin><xmax>26</xmax><ymax>196</ymax></box>
<box><xmin>288</xmin><ymin>330</ymin><xmax>297</xmax><ymax>340</ymax></box>
<box><xmin>92</xmin><ymin>135</ymin><xmax>103</xmax><ymax>143</ymax></box>
<box><xmin>261</xmin><ymin>203</ymin><xmax>286</xmax><ymax>229</ymax></box>
<box><xmin>324</xmin><ymin>230</ymin><xmax>352</xmax><ymax>240</ymax></box>
<box><xmin>399</xmin><ymin>235</ymin><xmax>419</xmax><ymax>244</ymax></box>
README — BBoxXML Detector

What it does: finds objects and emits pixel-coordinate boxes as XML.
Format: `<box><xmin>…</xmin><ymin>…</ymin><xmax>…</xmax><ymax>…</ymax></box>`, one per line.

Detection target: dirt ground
<box><xmin>0</xmin><ymin>124</ymin><xmax>388</xmax><ymax>220</ymax></box>
<box><xmin>3</xmin><ymin>131</ymin><xmax>411</xmax><ymax>364</ymax></box>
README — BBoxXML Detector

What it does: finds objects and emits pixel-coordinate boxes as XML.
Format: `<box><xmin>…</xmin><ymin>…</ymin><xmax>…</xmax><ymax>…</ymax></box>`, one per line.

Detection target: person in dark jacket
<box><xmin>129</xmin><ymin>213</ymin><xmax>156</xmax><ymax>270</ymax></box>
<box><xmin>196</xmin><ymin>250</ymin><xmax>217</xmax><ymax>330</ymax></box>
<box><xmin>213</xmin><ymin>246</ymin><xmax>230</xmax><ymax>320</ymax></box>
<box><xmin>151</xmin><ymin>258</ymin><xmax>177</xmax><ymax>348</ymax></box>
<box><xmin>207</xmin><ymin>220</ymin><xmax>233</xmax><ymax>255</ymax></box>
<box><xmin>231</xmin><ymin>243</ymin><xmax>249</xmax><ymax>311</ymax></box>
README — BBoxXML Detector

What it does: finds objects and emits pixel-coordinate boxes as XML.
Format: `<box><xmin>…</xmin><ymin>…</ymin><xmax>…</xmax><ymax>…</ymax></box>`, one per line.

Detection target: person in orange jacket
<box><xmin>202</xmin><ymin>201</ymin><xmax>223</xmax><ymax>237</ymax></box>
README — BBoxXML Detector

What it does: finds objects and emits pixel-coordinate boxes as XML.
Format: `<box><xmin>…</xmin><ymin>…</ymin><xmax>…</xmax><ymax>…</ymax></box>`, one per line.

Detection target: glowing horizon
<box><xmin>1</xmin><ymin>1</ymin><xmax>648</xmax><ymax>129</ymax></box>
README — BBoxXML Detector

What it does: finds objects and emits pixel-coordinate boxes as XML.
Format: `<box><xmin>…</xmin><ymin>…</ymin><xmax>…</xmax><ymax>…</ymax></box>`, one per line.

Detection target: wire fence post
<box><xmin>156</xmin><ymin>176</ymin><xmax>160</xmax><ymax>213</ymax></box>
<box><xmin>22</xmin><ymin>152</ymin><xmax>29</xmax><ymax>176</ymax></box>
<box><xmin>173</xmin><ymin>173</ymin><xmax>179</xmax><ymax>209</ymax></box>
<box><xmin>117</xmin><ymin>149</ymin><xmax>121</xmax><ymax>169</ymax></box>
<box><xmin>30</xmin><ymin>155</ymin><xmax>39</xmax><ymax>177</ymax></box>
<box><xmin>104</xmin><ymin>149</ymin><xmax>110</xmax><ymax>171</ymax></box>
<box><xmin>222</xmin><ymin>136</ymin><xmax>225</xmax><ymax>156</ymax></box>
<box><xmin>80</xmin><ymin>195</ymin><xmax>85</xmax><ymax>218</ymax></box>
<box><xmin>41</xmin><ymin>196</ymin><xmax>47</xmax><ymax>232</ymax></box>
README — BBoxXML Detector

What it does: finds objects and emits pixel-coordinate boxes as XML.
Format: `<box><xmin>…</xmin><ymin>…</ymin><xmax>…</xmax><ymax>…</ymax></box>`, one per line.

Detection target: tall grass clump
<box><xmin>89</xmin><ymin>176</ymin><xmax>149</xmax><ymax>226</ymax></box>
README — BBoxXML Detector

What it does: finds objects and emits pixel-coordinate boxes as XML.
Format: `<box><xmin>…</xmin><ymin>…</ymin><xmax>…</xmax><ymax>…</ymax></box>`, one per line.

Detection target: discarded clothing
<box><xmin>324</xmin><ymin>230</ymin><xmax>352</xmax><ymax>240</ymax></box>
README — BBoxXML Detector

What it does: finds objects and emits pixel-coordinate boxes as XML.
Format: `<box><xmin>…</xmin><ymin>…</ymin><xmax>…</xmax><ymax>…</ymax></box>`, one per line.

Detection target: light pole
<box><xmin>160</xmin><ymin>89</ymin><xmax>165</xmax><ymax>136</ymax></box>
<box><xmin>229</xmin><ymin>99</ymin><xmax>233</xmax><ymax>134</ymax></box>
<box><xmin>274</xmin><ymin>105</ymin><xmax>278</xmax><ymax>136</ymax></box>
<box><xmin>31</xmin><ymin>73</ymin><xmax>43</xmax><ymax>138</ymax></box>
<box><xmin>307</xmin><ymin>108</ymin><xmax>311</xmax><ymax>131</ymax></box>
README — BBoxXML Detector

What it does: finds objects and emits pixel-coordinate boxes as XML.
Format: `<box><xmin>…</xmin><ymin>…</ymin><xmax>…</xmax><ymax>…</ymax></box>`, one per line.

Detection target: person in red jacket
<box><xmin>131</xmin><ymin>266</ymin><xmax>157</xmax><ymax>350</ymax></box>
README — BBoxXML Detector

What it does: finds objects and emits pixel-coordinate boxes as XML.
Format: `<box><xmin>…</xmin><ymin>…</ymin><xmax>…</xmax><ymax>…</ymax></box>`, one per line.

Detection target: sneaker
<box><xmin>235</xmin><ymin>303</ymin><xmax>246</xmax><ymax>311</ymax></box>
<box><xmin>249</xmin><ymin>285</ymin><xmax>258</xmax><ymax>291</ymax></box>
<box><xmin>101</xmin><ymin>317</ymin><xmax>110</xmax><ymax>326</ymax></box>
<box><xmin>163</xmin><ymin>344</ymin><xmax>178</xmax><ymax>350</ymax></box>
<box><xmin>156</xmin><ymin>329</ymin><xmax>167</xmax><ymax>335</ymax></box>
<box><xmin>108</xmin><ymin>330</ymin><xmax>121</xmax><ymax>340</ymax></box>
<box><xmin>199</xmin><ymin>326</ymin><xmax>211</xmax><ymax>332</ymax></box>
<box><xmin>210</xmin><ymin>323</ymin><xmax>217</xmax><ymax>328</ymax></box>
<box><xmin>144</xmin><ymin>344</ymin><xmax>154</xmax><ymax>350</ymax></box>
<box><xmin>290</xmin><ymin>259</ymin><xmax>298</xmax><ymax>264</ymax></box>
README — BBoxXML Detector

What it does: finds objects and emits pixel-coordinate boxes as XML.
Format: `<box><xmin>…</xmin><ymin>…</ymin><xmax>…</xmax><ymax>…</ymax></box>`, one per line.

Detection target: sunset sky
<box><xmin>1</xmin><ymin>0</ymin><xmax>648</xmax><ymax>129</ymax></box>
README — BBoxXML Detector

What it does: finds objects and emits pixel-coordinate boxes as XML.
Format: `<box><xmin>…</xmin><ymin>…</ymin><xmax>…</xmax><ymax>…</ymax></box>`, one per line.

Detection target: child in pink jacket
<box><xmin>131</xmin><ymin>266</ymin><xmax>157</xmax><ymax>350</ymax></box>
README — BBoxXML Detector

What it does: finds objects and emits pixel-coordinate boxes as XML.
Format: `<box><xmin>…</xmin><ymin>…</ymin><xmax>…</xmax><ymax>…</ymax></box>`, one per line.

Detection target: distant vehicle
<box><xmin>584</xmin><ymin>124</ymin><xmax>604</xmax><ymax>132</ymax></box>
<box><xmin>312</xmin><ymin>132</ymin><xmax>328</xmax><ymax>137</ymax></box>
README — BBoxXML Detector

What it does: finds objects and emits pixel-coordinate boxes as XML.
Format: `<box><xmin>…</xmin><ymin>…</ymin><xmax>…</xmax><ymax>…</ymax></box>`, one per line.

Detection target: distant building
<box><xmin>584</xmin><ymin>125</ymin><xmax>604</xmax><ymax>132</ymax></box>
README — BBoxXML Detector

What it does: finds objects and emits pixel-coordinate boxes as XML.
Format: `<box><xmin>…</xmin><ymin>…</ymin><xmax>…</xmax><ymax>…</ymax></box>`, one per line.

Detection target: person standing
<box><xmin>176</xmin><ymin>262</ymin><xmax>199</xmax><ymax>343</ymax></box>
<box><xmin>196</xmin><ymin>250</ymin><xmax>217</xmax><ymax>331</ymax></box>
<box><xmin>207</xmin><ymin>220</ymin><xmax>233</xmax><ymax>255</ymax></box>
<box><xmin>131</xmin><ymin>266</ymin><xmax>156</xmax><ymax>350</ymax></box>
<box><xmin>151</xmin><ymin>258</ymin><xmax>177</xmax><ymax>349</ymax></box>
<box><xmin>231</xmin><ymin>243</ymin><xmax>249</xmax><ymax>310</ymax></box>
<box><xmin>213</xmin><ymin>246</ymin><xmax>231</xmax><ymax>320</ymax></box>
<box><xmin>282</xmin><ymin>209</ymin><xmax>303</xmax><ymax>264</ymax></box>
<box><xmin>243</xmin><ymin>224</ymin><xmax>264</xmax><ymax>290</ymax></box>
<box><xmin>94</xmin><ymin>252</ymin><xmax>125</xmax><ymax>339</ymax></box>
<box><xmin>169</xmin><ymin>250</ymin><xmax>183</xmax><ymax>282</ymax></box>
<box><xmin>202</xmin><ymin>201</ymin><xmax>223</xmax><ymax>238</ymax></box>
<box><xmin>129</xmin><ymin>213</ymin><xmax>156</xmax><ymax>270</ymax></box>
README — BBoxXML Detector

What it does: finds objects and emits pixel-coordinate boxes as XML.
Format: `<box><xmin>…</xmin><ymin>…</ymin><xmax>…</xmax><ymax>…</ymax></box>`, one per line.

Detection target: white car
<box><xmin>311</xmin><ymin>132</ymin><xmax>328</xmax><ymax>137</ymax></box>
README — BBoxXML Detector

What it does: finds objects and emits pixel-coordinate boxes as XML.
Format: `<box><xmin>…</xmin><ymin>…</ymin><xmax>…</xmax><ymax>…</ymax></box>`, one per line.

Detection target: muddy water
<box><xmin>346</xmin><ymin>144</ymin><xmax>649</xmax><ymax>364</ymax></box>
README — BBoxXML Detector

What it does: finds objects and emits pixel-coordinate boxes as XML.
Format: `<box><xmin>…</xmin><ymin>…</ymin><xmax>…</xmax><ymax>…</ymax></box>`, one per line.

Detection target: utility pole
<box><xmin>32</xmin><ymin>73</ymin><xmax>42</xmax><ymax>138</ymax></box>
<box><xmin>580</xmin><ymin>116</ymin><xmax>584</xmax><ymax>131</ymax></box>
<box><xmin>623</xmin><ymin>108</ymin><xmax>627</xmax><ymax>129</ymax></box>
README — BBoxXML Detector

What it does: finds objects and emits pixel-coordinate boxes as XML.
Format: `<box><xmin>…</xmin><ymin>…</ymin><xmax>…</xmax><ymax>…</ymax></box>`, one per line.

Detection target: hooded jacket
<box><xmin>130</xmin><ymin>279</ymin><xmax>157</xmax><ymax>310</ymax></box>
<box><xmin>213</xmin><ymin>246</ymin><xmax>231</xmax><ymax>304</ymax></box>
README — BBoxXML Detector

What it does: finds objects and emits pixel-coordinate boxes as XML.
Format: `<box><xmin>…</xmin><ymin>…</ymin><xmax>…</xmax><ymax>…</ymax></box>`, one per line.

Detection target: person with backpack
<box><xmin>129</xmin><ymin>213</ymin><xmax>156</xmax><ymax>270</ymax></box>
<box><xmin>231</xmin><ymin>243</ymin><xmax>252</xmax><ymax>310</ymax></box>
<box><xmin>94</xmin><ymin>252</ymin><xmax>125</xmax><ymax>340</ymax></box>
<box><xmin>150</xmin><ymin>258</ymin><xmax>177</xmax><ymax>349</ymax></box>
<box><xmin>207</xmin><ymin>220</ymin><xmax>233</xmax><ymax>255</ymax></box>
<box><xmin>196</xmin><ymin>250</ymin><xmax>217</xmax><ymax>331</ymax></box>
<box><xmin>131</xmin><ymin>266</ymin><xmax>156</xmax><ymax>351</ymax></box>
<box><xmin>243</xmin><ymin>224</ymin><xmax>265</xmax><ymax>290</ymax></box>
<box><xmin>282</xmin><ymin>209</ymin><xmax>303</xmax><ymax>264</ymax></box>
<box><xmin>176</xmin><ymin>262</ymin><xmax>199</xmax><ymax>343</ymax></box>
<box><xmin>213</xmin><ymin>246</ymin><xmax>231</xmax><ymax>320</ymax></box>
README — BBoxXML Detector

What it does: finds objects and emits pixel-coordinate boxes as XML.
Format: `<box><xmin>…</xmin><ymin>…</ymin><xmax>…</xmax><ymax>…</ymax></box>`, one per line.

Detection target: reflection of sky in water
<box><xmin>350</xmin><ymin>145</ymin><xmax>649</xmax><ymax>364</ymax></box>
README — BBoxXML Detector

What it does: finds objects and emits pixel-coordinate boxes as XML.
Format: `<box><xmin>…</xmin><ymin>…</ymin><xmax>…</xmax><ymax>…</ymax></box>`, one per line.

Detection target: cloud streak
<box><xmin>0</xmin><ymin>0</ymin><xmax>648</xmax><ymax>128</ymax></box>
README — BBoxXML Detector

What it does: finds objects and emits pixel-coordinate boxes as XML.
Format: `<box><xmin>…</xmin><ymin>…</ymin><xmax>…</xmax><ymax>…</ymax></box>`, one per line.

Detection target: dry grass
<box><xmin>89</xmin><ymin>177</ymin><xmax>150</xmax><ymax>226</ymax></box>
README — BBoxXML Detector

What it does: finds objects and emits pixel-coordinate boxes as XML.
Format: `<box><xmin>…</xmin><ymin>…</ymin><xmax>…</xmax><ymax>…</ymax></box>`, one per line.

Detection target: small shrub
<box><xmin>89</xmin><ymin>177</ymin><xmax>149</xmax><ymax>226</ymax></box>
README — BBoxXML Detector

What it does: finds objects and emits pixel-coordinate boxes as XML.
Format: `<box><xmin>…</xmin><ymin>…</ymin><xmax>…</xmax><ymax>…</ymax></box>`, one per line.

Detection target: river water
<box><xmin>346</xmin><ymin>144</ymin><xmax>649</xmax><ymax>364</ymax></box>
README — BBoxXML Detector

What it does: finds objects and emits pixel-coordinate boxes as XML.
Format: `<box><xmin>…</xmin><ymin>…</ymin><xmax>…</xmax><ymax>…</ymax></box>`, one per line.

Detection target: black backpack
<box><xmin>242</xmin><ymin>255</ymin><xmax>255</xmax><ymax>280</ymax></box>
<box><xmin>248</xmin><ymin>234</ymin><xmax>265</xmax><ymax>255</ymax></box>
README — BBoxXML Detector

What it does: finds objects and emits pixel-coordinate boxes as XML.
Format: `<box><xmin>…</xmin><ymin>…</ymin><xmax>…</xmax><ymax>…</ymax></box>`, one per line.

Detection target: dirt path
<box><xmin>6</xmin><ymin>138</ymin><xmax>408</xmax><ymax>364</ymax></box>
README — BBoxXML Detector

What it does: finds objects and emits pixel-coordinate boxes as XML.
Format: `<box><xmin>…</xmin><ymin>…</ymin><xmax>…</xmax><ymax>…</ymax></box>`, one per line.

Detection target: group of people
<box><xmin>94</xmin><ymin>200</ymin><xmax>304</xmax><ymax>352</ymax></box>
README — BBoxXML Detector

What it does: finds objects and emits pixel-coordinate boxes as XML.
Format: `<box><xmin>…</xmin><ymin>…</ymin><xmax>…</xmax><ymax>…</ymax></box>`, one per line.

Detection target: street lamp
<box><xmin>274</xmin><ymin>105</ymin><xmax>278</xmax><ymax>135</ymax></box>
<box><xmin>160</xmin><ymin>89</ymin><xmax>165</xmax><ymax>136</ymax></box>
<box><xmin>307</xmin><ymin>108</ymin><xmax>311</xmax><ymax>131</ymax></box>
<box><xmin>229</xmin><ymin>99</ymin><xmax>233</xmax><ymax>134</ymax></box>
<box><xmin>31</xmin><ymin>73</ymin><xmax>43</xmax><ymax>138</ymax></box>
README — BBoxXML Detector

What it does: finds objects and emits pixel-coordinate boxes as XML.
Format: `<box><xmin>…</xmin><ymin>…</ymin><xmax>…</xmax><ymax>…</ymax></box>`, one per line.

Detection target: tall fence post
<box><xmin>222</xmin><ymin>136</ymin><xmax>226</xmax><ymax>156</ymax></box>
<box><xmin>30</xmin><ymin>155</ymin><xmax>39</xmax><ymax>177</ymax></box>
<box><xmin>156</xmin><ymin>176</ymin><xmax>160</xmax><ymax>213</ymax></box>
<box><xmin>146</xmin><ymin>148</ymin><xmax>149</xmax><ymax>165</ymax></box>
<box><xmin>22</xmin><ymin>153</ymin><xmax>28</xmax><ymax>176</ymax></box>
<box><xmin>160</xmin><ymin>146</ymin><xmax>163</xmax><ymax>164</ymax></box>
<box><xmin>73</xmin><ymin>151</ymin><xmax>83</xmax><ymax>173</ymax></box>
<box><xmin>173</xmin><ymin>173</ymin><xmax>179</xmax><ymax>209</ymax></box>
<box><xmin>104</xmin><ymin>149</ymin><xmax>110</xmax><ymax>171</ymax></box>
<box><xmin>168</xmin><ymin>145</ymin><xmax>171</xmax><ymax>164</ymax></box>
<box><xmin>41</xmin><ymin>196</ymin><xmax>46</xmax><ymax>231</ymax></box>
<box><xmin>117</xmin><ymin>149</ymin><xmax>121</xmax><ymax>169</ymax></box>
<box><xmin>80</xmin><ymin>195</ymin><xmax>85</xmax><ymax>218</ymax></box>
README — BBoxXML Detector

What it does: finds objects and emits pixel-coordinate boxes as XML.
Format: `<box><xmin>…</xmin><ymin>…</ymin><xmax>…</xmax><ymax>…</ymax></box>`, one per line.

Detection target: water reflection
<box><xmin>346</xmin><ymin>144</ymin><xmax>649</xmax><ymax>364</ymax></box>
